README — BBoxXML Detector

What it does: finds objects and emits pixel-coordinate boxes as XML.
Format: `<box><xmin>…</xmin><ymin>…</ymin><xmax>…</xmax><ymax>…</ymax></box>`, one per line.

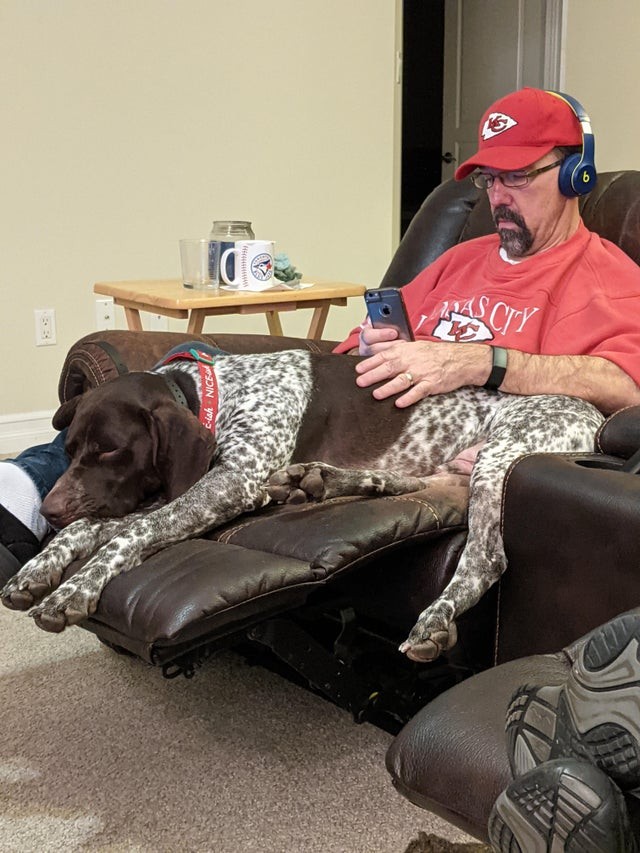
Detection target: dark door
<box><xmin>400</xmin><ymin>0</ymin><xmax>445</xmax><ymax>237</ymax></box>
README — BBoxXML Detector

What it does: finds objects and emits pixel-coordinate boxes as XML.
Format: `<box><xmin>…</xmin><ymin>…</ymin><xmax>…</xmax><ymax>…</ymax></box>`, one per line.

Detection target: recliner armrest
<box><xmin>596</xmin><ymin>405</ymin><xmax>640</xmax><ymax>458</ymax></box>
<box><xmin>497</xmin><ymin>451</ymin><xmax>640</xmax><ymax>664</ymax></box>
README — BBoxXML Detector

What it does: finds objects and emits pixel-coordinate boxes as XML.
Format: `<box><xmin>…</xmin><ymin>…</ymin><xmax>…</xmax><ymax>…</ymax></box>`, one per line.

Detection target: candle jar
<box><xmin>209</xmin><ymin>220</ymin><xmax>255</xmax><ymax>281</ymax></box>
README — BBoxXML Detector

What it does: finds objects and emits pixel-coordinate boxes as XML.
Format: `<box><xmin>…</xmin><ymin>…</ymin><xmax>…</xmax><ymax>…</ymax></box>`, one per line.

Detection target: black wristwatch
<box><xmin>483</xmin><ymin>346</ymin><xmax>508</xmax><ymax>391</ymax></box>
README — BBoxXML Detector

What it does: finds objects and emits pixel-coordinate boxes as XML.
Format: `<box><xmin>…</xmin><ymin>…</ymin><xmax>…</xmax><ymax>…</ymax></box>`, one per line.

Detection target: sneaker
<box><xmin>488</xmin><ymin>758</ymin><xmax>637</xmax><ymax>852</ymax></box>
<box><xmin>0</xmin><ymin>503</ymin><xmax>40</xmax><ymax>582</ymax></box>
<box><xmin>506</xmin><ymin>611</ymin><xmax>640</xmax><ymax>790</ymax></box>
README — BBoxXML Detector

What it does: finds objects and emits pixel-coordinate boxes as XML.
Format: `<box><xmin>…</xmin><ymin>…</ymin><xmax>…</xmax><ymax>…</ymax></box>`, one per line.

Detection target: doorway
<box><xmin>400</xmin><ymin>0</ymin><xmax>445</xmax><ymax>237</ymax></box>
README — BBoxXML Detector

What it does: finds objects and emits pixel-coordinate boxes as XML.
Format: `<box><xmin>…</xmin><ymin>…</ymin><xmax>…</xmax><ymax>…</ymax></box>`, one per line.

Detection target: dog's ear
<box><xmin>52</xmin><ymin>395</ymin><xmax>83</xmax><ymax>430</ymax></box>
<box><xmin>146</xmin><ymin>403</ymin><xmax>217</xmax><ymax>502</ymax></box>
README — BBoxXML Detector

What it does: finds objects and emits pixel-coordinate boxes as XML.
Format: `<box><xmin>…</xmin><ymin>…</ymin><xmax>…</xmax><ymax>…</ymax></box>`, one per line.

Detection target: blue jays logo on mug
<box><xmin>251</xmin><ymin>253</ymin><xmax>273</xmax><ymax>282</ymax></box>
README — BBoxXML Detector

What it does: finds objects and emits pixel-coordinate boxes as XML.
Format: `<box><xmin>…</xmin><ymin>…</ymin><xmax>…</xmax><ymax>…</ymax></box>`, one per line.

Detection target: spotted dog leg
<box><xmin>398</xmin><ymin>436</ymin><xmax>510</xmax><ymax>661</ymax></box>
<box><xmin>400</xmin><ymin>394</ymin><xmax>603</xmax><ymax>662</ymax></box>
<box><xmin>267</xmin><ymin>461</ymin><xmax>429</xmax><ymax>504</ymax></box>
<box><xmin>1</xmin><ymin>515</ymin><xmax>143</xmax><ymax>612</ymax></box>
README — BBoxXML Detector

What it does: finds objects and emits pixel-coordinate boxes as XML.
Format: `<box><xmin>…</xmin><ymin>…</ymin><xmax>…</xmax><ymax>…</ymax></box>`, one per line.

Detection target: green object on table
<box><xmin>274</xmin><ymin>252</ymin><xmax>303</xmax><ymax>283</ymax></box>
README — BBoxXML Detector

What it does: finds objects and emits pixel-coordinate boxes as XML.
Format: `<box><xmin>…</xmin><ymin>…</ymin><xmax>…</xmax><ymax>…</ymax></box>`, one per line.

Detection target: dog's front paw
<box><xmin>267</xmin><ymin>463</ymin><xmax>331</xmax><ymax>504</ymax></box>
<box><xmin>28</xmin><ymin>581</ymin><xmax>98</xmax><ymax>633</ymax></box>
<box><xmin>399</xmin><ymin>603</ymin><xmax>458</xmax><ymax>662</ymax></box>
<box><xmin>0</xmin><ymin>555</ymin><xmax>63</xmax><ymax>611</ymax></box>
<box><xmin>1</xmin><ymin>578</ymin><xmax>39</xmax><ymax>611</ymax></box>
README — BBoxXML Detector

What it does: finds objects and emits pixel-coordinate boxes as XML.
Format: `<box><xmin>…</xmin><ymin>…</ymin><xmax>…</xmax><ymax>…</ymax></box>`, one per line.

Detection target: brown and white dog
<box><xmin>0</xmin><ymin>349</ymin><xmax>603</xmax><ymax>661</ymax></box>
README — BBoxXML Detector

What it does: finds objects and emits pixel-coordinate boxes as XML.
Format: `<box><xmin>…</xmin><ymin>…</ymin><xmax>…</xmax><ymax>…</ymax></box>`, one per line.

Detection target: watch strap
<box><xmin>484</xmin><ymin>346</ymin><xmax>508</xmax><ymax>391</ymax></box>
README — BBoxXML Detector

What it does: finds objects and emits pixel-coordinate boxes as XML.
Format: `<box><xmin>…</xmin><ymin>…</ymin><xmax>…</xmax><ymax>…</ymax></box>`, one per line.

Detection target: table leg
<box><xmin>124</xmin><ymin>307</ymin><xmax>144</xmax><ymax>331</ymax></box>
<box><xmin>265</xmin><ymin>311</ymin><xmax>284</xmax><ymax>336</ymax></box>
<box><xmin>187</xmin><ymin>310</ymin><xmax>206</xmax><ymax>335</ymax></box>
<box><xmin>306</xmin><ymin>305</ymin><xmax>330</xmax><ymax>340</ymax></box>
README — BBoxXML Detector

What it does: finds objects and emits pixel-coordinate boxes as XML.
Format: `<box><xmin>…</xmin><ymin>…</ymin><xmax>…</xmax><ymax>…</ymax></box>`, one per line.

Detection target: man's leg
<box><xmin>0</xmin><ymin>431</ymin><xmax>69</xmax><ymax>575</ymax></box>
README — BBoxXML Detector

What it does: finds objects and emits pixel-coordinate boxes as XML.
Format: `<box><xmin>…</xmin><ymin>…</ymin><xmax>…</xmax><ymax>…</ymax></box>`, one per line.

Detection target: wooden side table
<box><xmin>93</xmin><ymin>279</ymin><xmax>366</xmax><ymax>339</ymax></box>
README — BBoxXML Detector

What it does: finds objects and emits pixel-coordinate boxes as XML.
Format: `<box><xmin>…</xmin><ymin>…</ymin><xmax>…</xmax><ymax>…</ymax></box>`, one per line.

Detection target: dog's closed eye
<box><xmin>98</xmin><ymin>448</ymin><xmax>126</xmax><ymax>463</ymax></box>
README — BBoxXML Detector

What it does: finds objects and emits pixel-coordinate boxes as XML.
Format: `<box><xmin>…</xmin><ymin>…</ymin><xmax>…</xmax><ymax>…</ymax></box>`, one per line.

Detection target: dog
<box><xmin>0</xmin><ymin>348</ymin><xmax>604</xmax><ymax>661</ymax></box>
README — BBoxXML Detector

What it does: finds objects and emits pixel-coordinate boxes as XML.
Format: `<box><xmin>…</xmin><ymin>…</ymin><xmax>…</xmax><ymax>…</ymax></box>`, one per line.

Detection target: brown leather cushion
<box><xmin>65</xmin><ymin>481</ymin><xmax>469</xmax><ymax>665</ymax></box>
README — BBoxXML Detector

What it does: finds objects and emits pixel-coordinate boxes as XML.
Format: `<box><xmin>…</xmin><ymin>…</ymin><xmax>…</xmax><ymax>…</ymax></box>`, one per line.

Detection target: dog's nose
<box><xmin>41</xmin><ymin>491</ymin><xmax>80</xmax><ymax>529</ymax></box>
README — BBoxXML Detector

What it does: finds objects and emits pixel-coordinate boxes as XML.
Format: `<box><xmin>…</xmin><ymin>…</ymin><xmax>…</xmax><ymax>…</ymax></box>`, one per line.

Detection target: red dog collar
<box><xmin>161</xmin><ymin>349</ymin><xmax>219</xmax><ymax>434</ymax></box>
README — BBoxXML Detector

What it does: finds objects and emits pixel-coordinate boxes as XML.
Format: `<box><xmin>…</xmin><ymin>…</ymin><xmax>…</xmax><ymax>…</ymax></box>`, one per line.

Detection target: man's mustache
<box><xmin>492</xmin><ymin>206</ymin><xmax>527</xmax><ymax>230</ymax></box>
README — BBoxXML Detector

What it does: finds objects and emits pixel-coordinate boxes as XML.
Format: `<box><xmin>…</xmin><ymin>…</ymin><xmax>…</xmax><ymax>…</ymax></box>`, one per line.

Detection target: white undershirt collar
<box><xmin>499</xmin><ymin>247</ymin><xmax>522</xmax><ymax>265</ymax></box>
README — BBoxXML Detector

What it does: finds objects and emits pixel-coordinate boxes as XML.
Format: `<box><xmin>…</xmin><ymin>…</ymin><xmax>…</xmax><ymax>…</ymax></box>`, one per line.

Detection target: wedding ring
<box><xmin>401</xmin><ymin>371</ymin><xmax>414</xmax><ymax>386</ymax></box>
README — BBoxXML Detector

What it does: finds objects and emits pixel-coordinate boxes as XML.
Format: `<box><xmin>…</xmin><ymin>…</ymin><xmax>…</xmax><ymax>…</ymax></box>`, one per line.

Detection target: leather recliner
<box><xmin>4</xmin><ymin>171</ymin><xmax>640</xmax><ymax>737</ymax></box>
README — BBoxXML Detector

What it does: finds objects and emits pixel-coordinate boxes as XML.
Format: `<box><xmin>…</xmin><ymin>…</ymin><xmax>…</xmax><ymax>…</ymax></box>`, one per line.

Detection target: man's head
<box><xmin>455</xmin><ymin>88</ymin><xmax>594</xmax><ymax>257</ymax></box>
<box><xmin>455</xmin><ymin>88</ymin><xmax>587</xmax><ymax>181</ymax></box>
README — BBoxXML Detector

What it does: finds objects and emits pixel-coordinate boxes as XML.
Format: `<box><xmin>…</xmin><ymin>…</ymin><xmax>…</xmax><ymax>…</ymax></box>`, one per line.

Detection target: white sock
<box><xmin>0</xmin><ymin>462</ymin><xmax>49</xmax><ymax>541</ymax></box>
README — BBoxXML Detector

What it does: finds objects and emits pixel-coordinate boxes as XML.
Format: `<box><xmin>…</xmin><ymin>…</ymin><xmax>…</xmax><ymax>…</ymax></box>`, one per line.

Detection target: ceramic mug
<box><xmin>220</xmin><ymin>240</ymin><xmax>275</xmax><ymax>290</ymax></box>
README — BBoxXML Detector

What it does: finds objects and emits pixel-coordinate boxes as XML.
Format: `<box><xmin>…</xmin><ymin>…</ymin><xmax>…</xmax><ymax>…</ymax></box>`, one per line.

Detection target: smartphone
<box><xmin>364</xmin><ymin>287</ymin><xmax>415</xmax><ymax>341</ymax></box>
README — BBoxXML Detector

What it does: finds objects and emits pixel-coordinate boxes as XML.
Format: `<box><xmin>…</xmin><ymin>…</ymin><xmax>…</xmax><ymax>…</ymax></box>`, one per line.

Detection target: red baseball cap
<box><xmin>455</xmin><ymin>87</ymin><xmax>583</xmax><ymax>180</ymax></box>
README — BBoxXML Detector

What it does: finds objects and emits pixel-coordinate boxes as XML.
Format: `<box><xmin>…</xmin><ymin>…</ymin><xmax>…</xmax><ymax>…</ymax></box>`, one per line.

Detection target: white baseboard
<box><xmin>0</xmin><ymin>411</ymin><xmax>57</xmax><ymax>456</ymax></box>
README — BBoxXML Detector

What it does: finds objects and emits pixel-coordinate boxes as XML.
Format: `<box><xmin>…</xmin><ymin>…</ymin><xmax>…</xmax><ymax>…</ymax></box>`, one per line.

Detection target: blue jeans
<box><xmin>7</xmin><ymin>341</ymin><xmax>227</xmax><ymax>501</ymax></box>
<box><xmin>8</xmin><ymin>429</ymin><xmax>69</xmax><ymax>500</ymax></box>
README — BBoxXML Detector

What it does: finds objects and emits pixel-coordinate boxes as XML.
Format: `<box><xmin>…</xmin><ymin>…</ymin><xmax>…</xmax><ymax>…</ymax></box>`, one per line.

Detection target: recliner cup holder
<box><xmin>574</xmin><ymin>452</ymin><xmax>640</xmax><ymax>474</ymax></box>
<box><xmin>574</xmin><ymin>457</ymin><xmax>626</xmax><ymax>471</ymax></box>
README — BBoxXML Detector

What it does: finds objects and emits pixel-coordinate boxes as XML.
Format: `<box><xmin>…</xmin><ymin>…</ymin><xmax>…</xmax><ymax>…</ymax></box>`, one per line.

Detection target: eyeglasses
<box><xmin>471</xmin><ymin>159</ymin><xmax>564</xmax><ymax>190</ymax></box>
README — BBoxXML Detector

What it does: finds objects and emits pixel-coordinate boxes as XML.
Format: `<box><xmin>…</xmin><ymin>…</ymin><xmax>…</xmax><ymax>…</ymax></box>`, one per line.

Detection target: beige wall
<box><xmin>563</xmin><ymin>0</ymin><xmax>640</xmax><ymax>171</ymax></box>
<box><xmin>3</xmin><ymin>0</ymin><xmax>640</xmax><ymax>424</ymax></box>
<box><xmin>0</xmin><ymin>0</ymin><xmax>397</xmax><ymax>417</ymax></box>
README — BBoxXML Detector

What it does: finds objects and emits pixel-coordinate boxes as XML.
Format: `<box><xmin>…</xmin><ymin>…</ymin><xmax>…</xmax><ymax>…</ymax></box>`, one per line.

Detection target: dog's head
<box><xmin>42</xmin><ymin>372</ymin><xmax>217</xmax><ymax>528</ymax></box>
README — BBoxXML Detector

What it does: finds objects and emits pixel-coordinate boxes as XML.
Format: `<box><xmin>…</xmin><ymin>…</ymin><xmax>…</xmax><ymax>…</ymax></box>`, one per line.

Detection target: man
<box><xmin>335</xmin><ymin>87</ymin><xmax>640</xmax><ymax>417</ymax></box>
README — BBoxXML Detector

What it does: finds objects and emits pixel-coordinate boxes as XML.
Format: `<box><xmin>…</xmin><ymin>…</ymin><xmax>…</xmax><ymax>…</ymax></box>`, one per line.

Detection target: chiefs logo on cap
<box><xmin>481</xmin><ymin>112</ymin><xmax>518</xmax><ymax>140</ymax></box>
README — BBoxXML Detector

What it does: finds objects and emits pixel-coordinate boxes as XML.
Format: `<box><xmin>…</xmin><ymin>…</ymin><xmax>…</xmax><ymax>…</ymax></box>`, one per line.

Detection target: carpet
<box><xmin>0</xmin><ymin>605</ymin><xmax>481</xmax><ymax>852</ymax></box>
<box><xmin>403</xmin><ymin>832</ymin><xmax>491</xmax><ymax>852</ymax></box>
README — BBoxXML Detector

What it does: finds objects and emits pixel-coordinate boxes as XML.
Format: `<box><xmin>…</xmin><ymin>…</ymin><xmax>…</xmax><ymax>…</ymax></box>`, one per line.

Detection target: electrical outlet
<box><xmin>95</xmin><ymin>298</ymin><xmax>115</xmax><ymax>330</ymax></box>
<box><xmin>35</xmin><ymin>308</ymin><xmax>56</xmax><ymax>346</ymax></box>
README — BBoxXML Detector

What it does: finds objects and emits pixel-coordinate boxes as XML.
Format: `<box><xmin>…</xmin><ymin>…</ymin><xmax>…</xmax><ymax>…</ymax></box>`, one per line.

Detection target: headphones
<box><xmin>546</xmin><ymin>90</ymin><xmax>597</xmax><ymax>197</ymax></box>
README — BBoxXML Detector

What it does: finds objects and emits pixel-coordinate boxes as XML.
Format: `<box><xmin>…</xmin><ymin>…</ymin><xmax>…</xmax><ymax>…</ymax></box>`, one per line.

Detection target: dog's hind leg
<box><xmin>267</xmin><ymin>461</ymin><xmax>430</xmax><ymax>504</ymax></box>
<box><xmin>400</xmin><ymin>394</ymin><xmax>604</xmax><ymax>663</ymax></box>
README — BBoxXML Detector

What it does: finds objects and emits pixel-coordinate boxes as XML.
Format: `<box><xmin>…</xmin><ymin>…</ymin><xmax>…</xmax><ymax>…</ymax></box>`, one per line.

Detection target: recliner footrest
<box><xmin>69</xmin><ymin>484</ymin><xmax>469</xmax><ymax>667</ymax></box>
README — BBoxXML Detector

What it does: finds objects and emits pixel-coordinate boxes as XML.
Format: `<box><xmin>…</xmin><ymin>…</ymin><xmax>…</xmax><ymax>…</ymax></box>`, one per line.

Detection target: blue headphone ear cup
<box><xmin>546</xmin><ymin>91</ymin><xmax>597</xmax><ymax>196</ymax></box>
<box><xmin>558</xmin><ymin>153</ymin><xmax>582</xmax><ymax>197</ymax></box>
<box><xmin>574</xmin><ymin>162</ymin><xmax>597</xmax><ymax>195</ymax></box>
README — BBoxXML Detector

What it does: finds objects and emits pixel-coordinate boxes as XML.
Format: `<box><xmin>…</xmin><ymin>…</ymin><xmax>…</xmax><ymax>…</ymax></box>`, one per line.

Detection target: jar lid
<box><xmin>212</xmin><ymin>220</ymin><xmax>252</xmax><ymax>227</ymax></box>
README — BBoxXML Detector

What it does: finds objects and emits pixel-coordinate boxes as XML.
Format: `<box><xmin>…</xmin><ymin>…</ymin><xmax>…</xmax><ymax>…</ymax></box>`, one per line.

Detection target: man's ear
<box><xmin>52</xmin><ymin>395</ymin><xmax>82</xmax><ymax>430</ymax></box>
<box><xmin>146</xmin><ymin>403</ymin><xmax>217</xmax><ymax>501</ymax></box>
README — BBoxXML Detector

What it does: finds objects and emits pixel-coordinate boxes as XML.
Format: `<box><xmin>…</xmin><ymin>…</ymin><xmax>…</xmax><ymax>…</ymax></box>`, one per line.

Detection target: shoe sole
<box><xmin>488</xmin><ymin>758</ymin><xmax>636</xmax><ymax>853</ymax></box>
<box><xmin>507</xmin><ymin>611</ymin><xmax>640</xmax><ymax>789</ymax></box>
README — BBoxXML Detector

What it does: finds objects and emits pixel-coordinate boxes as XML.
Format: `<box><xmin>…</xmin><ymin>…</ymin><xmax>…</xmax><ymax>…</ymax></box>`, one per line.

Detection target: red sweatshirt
<box><xmin>335</xmin><ymin>223</ymin><xmax>640</xmax><ymax>385</ymax></box>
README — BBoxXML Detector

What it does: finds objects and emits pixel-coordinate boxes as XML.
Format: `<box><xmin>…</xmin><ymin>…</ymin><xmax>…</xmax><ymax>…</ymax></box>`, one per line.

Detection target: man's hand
<box><xmin>355</xmin><ymin>340</ymin><xmax>492</xmax><ymax>408</ymax></box>
<box><xmin>355</xmin><ymin>340</ymin><xmax>640</xmax><ymax>414</ymax></box>
<box><xmin>357</xmin><ymin>322</ymin><xmax>400</xmax><ymax>356</ymax></box>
